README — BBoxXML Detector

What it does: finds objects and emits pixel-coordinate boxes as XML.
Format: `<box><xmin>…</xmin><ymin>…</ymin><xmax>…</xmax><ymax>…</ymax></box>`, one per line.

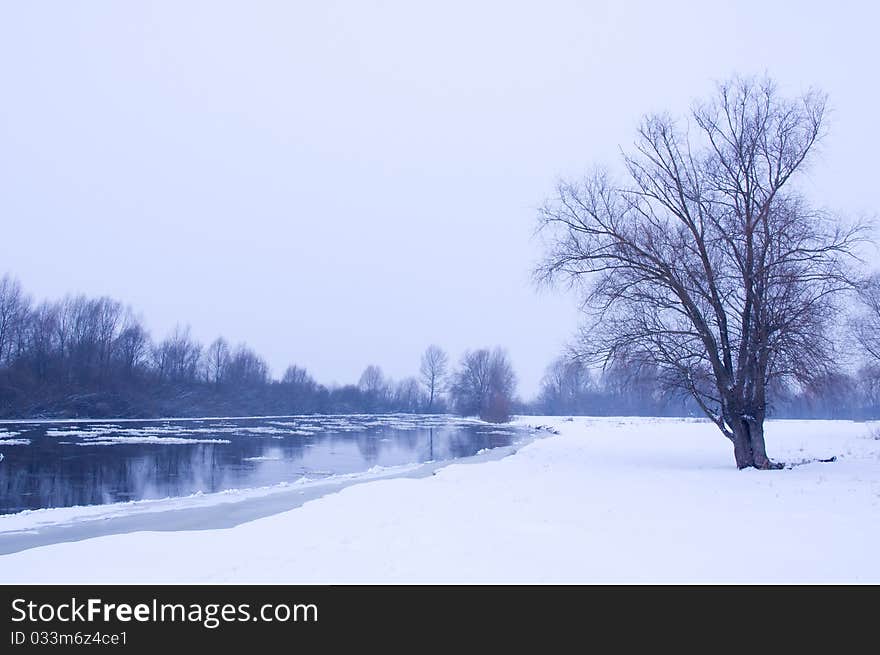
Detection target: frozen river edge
<box><xmin>0</xmin><ymin>426</ymin><xmax>549</xmax><ymax>556</ymax></box>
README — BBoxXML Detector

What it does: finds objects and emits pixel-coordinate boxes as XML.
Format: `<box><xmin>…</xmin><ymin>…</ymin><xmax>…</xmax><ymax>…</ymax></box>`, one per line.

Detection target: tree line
<box><xmin>0</xmin><ymin>275</ymin><xmax>517</xmax><ymax>421</ymax></box>
<box><xmin>3</xmin><ymin>267</ymin><xmax>879</xmax><ymax>425</ymax></box>
<box><xmin>532</xmin><ymin>353</ymin><xmax>880</xmax><ymax>420</ymax></box>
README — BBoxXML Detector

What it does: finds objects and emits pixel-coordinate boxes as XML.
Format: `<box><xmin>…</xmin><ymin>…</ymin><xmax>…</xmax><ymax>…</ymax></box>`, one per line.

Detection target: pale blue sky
<box><xmin>1</xmin><ymin>1</ymin><xmax>877</xmax><ymax>395</ymax></box>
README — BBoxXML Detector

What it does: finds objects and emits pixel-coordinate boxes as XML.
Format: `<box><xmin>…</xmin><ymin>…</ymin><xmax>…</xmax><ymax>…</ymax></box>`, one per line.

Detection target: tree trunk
<box><xmin>732</xmin><ymin>420</ymin><xmax>755</xmax><ymax>469</ymax></box>
<box><xmin>732</xmin><ymin>416</ymin><xmax>780</xmax><ymax>469</ymax></box>
<box><xmin>747</xmin><ymin>418</ymin><xmax>781</xmax><ymax>469</ymax></box>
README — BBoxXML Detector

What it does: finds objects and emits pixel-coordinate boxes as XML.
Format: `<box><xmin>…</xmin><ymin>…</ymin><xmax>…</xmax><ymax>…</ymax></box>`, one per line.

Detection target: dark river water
<box><xmin>0</xmin><ymin>414</ymin><xmax>524</xmax><ymax>515</ymax></box>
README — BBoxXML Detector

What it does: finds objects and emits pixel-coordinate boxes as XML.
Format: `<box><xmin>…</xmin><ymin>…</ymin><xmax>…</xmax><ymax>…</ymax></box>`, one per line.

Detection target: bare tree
<box><xmin>393</xmin><ymin>376</ymin><xmax>425</xmax><ymax>413</ymax></box>
<box><xmin>204</xmin><ymin>337</ymin><xmax>231</xmax><ymax>385</ymax></box>
<box><xmin>113</xmin><ymin>313</ymin><xmax>150</xmax><ymax>376</ymax></box>
<box><xmin>281</xmin><ymin>364</ymin><xmax>321</xmax><ymax>411</ymax></box>
<box><xmin>853</xmin><ymin>273</ymin><xmax>880</xmax><ymax>364</ymax></box>
<box><xmin>449</xmin><ymin>347</ymin><xmax>517</xmax><ymax>422</ymax></box>
<box><xmin>856</xmin><ymin>364</ymin><xmax>880</xmax><ymax>411</ymax></box>
<box><xmin>539</xmin><ymin>355</ymin><xmax>593</xmax><ymax>414</ymax></box>
<box><xmin>24</xmin><ymin>301</ymin><xmax>60</xmax><ymax>382</ymax></box>
<box><xmin>225</xmin><ymin>343</ymin><xmax>270</xmax><ymax>387</ymax></box>
<box><xmin>599</xmin><ymin>356</ymin><xmax>672</xmax><ymax>415</ymax></box>
<box><xmin>94</xmin><ymin>297</ymin><xmax>124</xmax><ymax>382</ymax></box>
<box><xmin>0</xmin><ymin>274</ymin><xmax>30</xmax><ymax>366</ymax></box>
<box><xmin>46</xmin><ymin>295</ymin><xmax>125</xmax><ymax>385</ymax></box>
<box><xmin>358</xmin><ymin>364</ymin><xmax>387</xmax><ymax>411</ymax></box>
<box><xmin>154</xmin><ymin>325</ymin><xmax>202</xmax><ymax>383</ymax></box>
<box><xmin>358</xmin><ymin>365</ymin><xmax>385</xmax><ymax>395</ymax></box>
<box><xmin>282</xmin><ymin>364</ymin><xmax>313</xmax><ymax>387</ymax></box>
<box><xmin>537</xmin><ymin>76</ymin><xmax>864</xmax><ymax>468</ymax></box>
<box><xmin>419</xmin><ymin>345</ymin><xmax>448</xmax><ymax>411</ymax></box>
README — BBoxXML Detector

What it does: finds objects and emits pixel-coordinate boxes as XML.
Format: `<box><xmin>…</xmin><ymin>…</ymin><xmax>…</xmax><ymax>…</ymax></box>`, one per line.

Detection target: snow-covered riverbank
<box><xmin>2</xmin><ymin>416</ymin><xmax>879</xmax><ymax>583</ymax></box>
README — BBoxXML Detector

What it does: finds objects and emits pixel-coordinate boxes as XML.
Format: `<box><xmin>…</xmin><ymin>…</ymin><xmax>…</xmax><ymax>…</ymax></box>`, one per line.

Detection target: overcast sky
<box><xmin>1</xmin><ymin>1</ymin><xmax>878</xmax><ymax>396</ymax></box>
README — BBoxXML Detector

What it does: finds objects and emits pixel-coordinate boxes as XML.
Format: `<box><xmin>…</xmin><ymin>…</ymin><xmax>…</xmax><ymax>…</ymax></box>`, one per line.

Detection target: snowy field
<box><xmin>1</xmin><ymin>416</ymin><xmax>878</xmax><ymax>583</ymax></box>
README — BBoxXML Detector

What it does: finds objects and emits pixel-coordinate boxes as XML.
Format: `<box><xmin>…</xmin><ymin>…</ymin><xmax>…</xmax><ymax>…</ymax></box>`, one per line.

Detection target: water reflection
<box><xmin>0</xmin><ymin>415</ymin><xmax>522</xmax><ymax>514</ymax></box>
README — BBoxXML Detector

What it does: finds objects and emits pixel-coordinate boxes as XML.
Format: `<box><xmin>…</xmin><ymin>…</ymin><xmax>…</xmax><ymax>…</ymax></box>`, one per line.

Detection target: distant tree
<box><xmin>854</xmin><ymin>274</ymin><xmax>880</xmax><ymax>365</ymax></box>
<box><xmin>225</xmin><ymin>343</ymin><xmax>269</xmax><ymax>387</ymax></box>
<box><xmin>358</xmin><ymin>365</ymin><xmax>387</xmax><ymax>411</ymax></box>
<box><xmin>537</xmin><ymin>76</ymin><xmax>863</xmax><ymax>468</ymax></box>
<box><xmin>330</xmin><ymin>384</ymin><xmax>368</xmax><ymax>414</ymax></box>
<box><xmin>419</xmin><ymin>345</ymin><xmax>448</xmax><ymax>411</ymax></box>
<box><xmin>538</xmin><ymin>356</ymin><xmax>593</xmax><ymax>414</ymax></box>
<box><xmin>23</xmin><ymin>301</ymin><xmax>59</xmax><ymax>383</ymax></box>
<box><xmin>449</xmin><ymin>347</ymin><xmax>517</xmax><ymax>422</ymax></box>
<box><xmin>450</xmin><ymin>350</ymin><xmax>489</xmax><ymax>417</ymax></box>
<box><xmin>393</xmin><ymin>377</ymin><xmax>425</xmax><ymax>413</ymax></box>
<box><xmin>113</xmin><ymin>315</ymin><xmax>150</xmax><ymax>377</ymax></box>
<box><xmin>358</xmin><ymin>365</ymin><xmax>385</xmax><ymax>394</ymax></box>
<box><xmin>281</xmin><ymin>365</ymin><xmax>320</xmax><ymax>412</ymax></box>
<box><xmin>45</xmin><ymin>295</ymin><xmax>125</xmax><ymax>386</ymax></box>
<box><xmin>856</xmin><ymin>364</ymin><xmax>880</xmax><ymax>412</ymax></box>
<box><xmin>599</xmin><ymin>357</ymin><xmax>669</xmax><ymax>415</ymax></box>
<box><xmin>154</xmin><ymin>326</ymin><xmax>202</xmax><ymax>383</ymax></box>
<box><xmin>204</xmin><ymin>337</ymin><xmax>230</xmax><ymax>385</ymax></box>
<box><xmin>798</xmin><ymin>371</ymin><xmax>859</xmax><ymax>419</ymax></box>
<box><xmin>0</xmin><ymin>274</ymin><xmax>30</xmax><ymax>366</ymax></box>
<box><xmin>94</xmin><ymin>298</ymin><xmax>124</xmax><ymax>383</ymax></box>
<box><xmin>282</xmin><ymin>364</ymin><xmax>312</xmax><ymax>386</ymax></box>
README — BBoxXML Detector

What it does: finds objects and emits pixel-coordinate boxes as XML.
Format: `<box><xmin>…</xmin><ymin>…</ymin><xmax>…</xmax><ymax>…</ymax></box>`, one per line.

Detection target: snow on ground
<box><xmin>1</xmin><ymin>416</ymin><xmax>878</xmax><ymax>583</ymax></box>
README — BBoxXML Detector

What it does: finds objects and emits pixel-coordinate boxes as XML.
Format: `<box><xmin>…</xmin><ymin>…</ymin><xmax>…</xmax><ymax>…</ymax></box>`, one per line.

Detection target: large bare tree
<box><xmin>537</xmin><ymin>77</ymin><xmax>864</xmax><ymax>469</ymax></box>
